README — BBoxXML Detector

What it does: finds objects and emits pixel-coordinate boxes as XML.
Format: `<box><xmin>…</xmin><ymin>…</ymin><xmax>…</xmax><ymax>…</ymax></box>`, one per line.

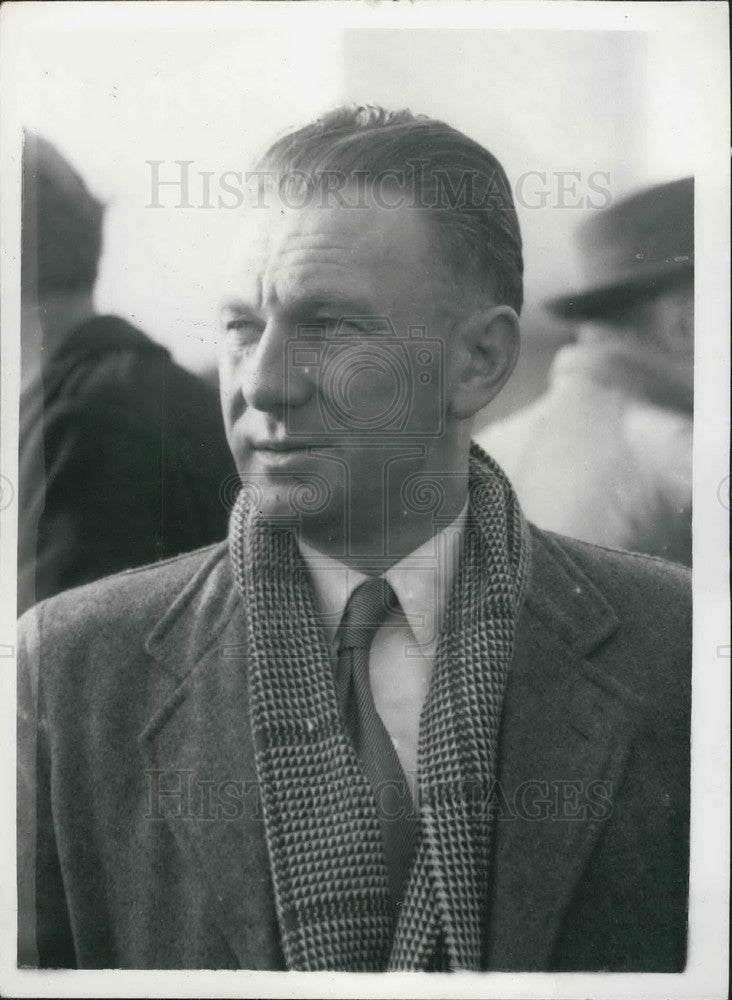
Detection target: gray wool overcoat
<box><xmin>17</xmin><ymin>526</ymin><xmax>691</xmax><ymax>971</ymax></box>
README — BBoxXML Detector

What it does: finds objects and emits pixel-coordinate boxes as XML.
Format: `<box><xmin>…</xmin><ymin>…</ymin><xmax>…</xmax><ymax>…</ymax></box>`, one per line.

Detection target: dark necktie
<box><xmin>335</xmin><ymin>577</ymin><xmax>419</xmax><ymax>919</ymax></box>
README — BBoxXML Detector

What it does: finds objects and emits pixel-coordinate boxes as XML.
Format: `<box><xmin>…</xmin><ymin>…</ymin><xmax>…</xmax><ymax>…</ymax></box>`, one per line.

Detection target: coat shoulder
<box><xmin>19</xmin><ymin>542</ymin><xmax>229</xmax><ymax>643</ymax></box>
<box><xmin>534</xmin><ymin>526</ymin><xmax>691</xmax><ymax>613</ymax></box>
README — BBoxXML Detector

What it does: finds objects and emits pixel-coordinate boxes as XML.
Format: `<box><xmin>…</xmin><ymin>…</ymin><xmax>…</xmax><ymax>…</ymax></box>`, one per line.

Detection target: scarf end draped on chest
<box><xmin>229</xmin><ymin>443</ymin><xmax>531</xmax><ymax>971</ymax></box>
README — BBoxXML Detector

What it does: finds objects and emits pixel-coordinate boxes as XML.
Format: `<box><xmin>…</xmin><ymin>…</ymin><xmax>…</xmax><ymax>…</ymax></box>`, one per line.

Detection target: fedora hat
<box><xmin>547</xmin><ymin>177</ymin><xmax>694</xmax><ymax>320</ymax></box>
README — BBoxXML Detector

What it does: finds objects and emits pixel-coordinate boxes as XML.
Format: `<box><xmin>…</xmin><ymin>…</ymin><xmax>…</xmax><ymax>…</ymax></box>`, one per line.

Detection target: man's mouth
<box><xmin>253</xmin><ymin>440</ymin><xmax>328</xmax><ymax>453</ymax></box>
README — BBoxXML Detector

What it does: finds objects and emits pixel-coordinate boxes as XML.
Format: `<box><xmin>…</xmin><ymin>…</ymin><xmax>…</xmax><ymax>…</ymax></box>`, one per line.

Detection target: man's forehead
<box><xmin>226</xmin><ymin>197</ymin><xmax>441</xmax><ymax>278</ymax></box>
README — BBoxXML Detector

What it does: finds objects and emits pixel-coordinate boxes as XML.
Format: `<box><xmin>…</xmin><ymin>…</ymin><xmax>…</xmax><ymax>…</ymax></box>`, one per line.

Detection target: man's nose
<box><xmin>240</xmin><ymin>322</ymin><xmax>313</xmax><ymax>414</ymax></box>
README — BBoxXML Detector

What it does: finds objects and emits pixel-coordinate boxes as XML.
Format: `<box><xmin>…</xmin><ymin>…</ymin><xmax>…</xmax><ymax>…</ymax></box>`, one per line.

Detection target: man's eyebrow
<box><xmin>220</xmin><ymin>299</ymin><xmax>260</xmax><ymax>316</ymax></box>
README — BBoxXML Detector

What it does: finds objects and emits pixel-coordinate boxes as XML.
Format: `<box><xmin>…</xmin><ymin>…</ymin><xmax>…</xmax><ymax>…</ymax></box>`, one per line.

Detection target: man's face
<box><xmin>219</xmin><ymin>192</ymin><xmax>463</xmax><ymax>544</ymax></box>
<box><xmin>648</xmin><ymin>282</ymin><xmax>694</xmax><ymax>359</ymax></box>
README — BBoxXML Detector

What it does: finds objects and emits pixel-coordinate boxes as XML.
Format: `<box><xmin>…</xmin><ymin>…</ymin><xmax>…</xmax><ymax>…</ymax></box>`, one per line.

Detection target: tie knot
<box><xmin>338</xmin><ymin>577</ymin><xmax>400</xmax><ymax>650</ymax></box>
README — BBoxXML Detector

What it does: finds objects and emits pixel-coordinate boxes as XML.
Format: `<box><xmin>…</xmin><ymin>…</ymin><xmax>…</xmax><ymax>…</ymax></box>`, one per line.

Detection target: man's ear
<box><xmin>448</xmin><ymin>305</ymin><xmax>520</xmax><ymax>420</ymax></box>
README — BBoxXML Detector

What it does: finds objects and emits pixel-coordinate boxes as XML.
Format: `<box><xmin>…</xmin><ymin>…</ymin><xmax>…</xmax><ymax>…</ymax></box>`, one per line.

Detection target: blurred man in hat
<box><xmin>477</xmin><ymin>177</ymin><xmax>693</xmax><ymax>565</ymax></box>
<box><xmin>18</xmin><ymin>134</ymin><xmax>236</xmax><ymax>614</ymax></box>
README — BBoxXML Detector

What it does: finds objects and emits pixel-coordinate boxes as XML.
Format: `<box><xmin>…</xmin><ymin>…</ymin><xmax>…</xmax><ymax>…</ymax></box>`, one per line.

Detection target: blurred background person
<box><xmin>476</xmin><ymin>178</ymin><xmax>693</xmax><ymax>565</ymax></box>
<box><xmin>18</xmin><ymin>134</ymin><xmax>236</xmax><ymax>615</ymax></box>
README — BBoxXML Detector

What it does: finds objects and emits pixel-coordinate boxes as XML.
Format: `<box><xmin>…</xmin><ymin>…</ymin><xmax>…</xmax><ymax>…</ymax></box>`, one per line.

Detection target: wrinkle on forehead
<box><xmin>225</xmin><ymin>200</ymin><xmax>456</xmax><ymax>317</ymax></box>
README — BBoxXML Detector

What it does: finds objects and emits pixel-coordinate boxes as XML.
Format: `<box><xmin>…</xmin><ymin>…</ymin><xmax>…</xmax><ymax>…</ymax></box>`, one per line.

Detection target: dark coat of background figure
<box><xmin>18</xmin><ymin>314</ymin><xmax>235</xmax><ymax>613</ymax></box>
<box><xmin>18</xmin><ymin>135</ymin><xmax>235</xmax><ymax>614</ymax></box>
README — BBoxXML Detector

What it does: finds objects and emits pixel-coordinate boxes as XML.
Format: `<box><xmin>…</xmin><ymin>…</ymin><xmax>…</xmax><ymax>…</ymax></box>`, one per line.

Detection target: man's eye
<box><xmin>224</xmin><ymin>318</ymin><xmax>262</xmax><ymax>344</ymax></box>
<box><xmin>225</xmin><ymin>318</ymin><xmax>258</xmax><ymax>332</ymax></box>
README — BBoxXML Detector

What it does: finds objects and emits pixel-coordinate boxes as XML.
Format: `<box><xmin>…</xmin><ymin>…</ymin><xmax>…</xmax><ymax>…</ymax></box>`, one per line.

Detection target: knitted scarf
<box><xmin>229</xmin><ymin>443</ymin><xmax>531</xmax><ymax>971</ymax></box>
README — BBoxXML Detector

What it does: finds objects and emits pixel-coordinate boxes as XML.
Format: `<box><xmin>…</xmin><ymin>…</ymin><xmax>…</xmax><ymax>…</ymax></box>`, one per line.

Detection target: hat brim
<box><xmin>546</xmin><ymin>259</ymin><xmax>693</xmax><ymax>321</ymax></box>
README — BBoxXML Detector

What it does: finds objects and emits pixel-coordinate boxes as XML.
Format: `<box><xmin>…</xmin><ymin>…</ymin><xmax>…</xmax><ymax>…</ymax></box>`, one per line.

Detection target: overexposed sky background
<box><xmin>13</xmin><ymin>14</ymin><xmax>703</xmax><ymax>375</ymax></box>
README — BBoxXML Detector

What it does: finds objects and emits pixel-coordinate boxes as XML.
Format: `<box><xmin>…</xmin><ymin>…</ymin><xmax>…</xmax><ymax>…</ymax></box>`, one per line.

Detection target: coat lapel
<box><xmin>137</xmin><ymin>548</ymin><xmax>285</xmax><ymax>970</ymax></box>
<box><xmin>485</xmin><ymin>530</ymin><xmax>646</xmax><ymax>969</ymax></box>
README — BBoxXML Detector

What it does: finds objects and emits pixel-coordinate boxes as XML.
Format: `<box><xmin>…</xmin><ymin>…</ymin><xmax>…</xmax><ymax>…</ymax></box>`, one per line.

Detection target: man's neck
<box><xmin>297</xmin><ymin>474</ymin><xmax>470</xmax><ymax>575</ymax></box>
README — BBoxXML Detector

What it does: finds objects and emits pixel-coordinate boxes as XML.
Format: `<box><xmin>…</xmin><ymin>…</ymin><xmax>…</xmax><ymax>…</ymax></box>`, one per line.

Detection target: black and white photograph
<box><xmin>0</xmin><ymin>2</ymin><xmax>728</xmax><ymax>998</ymax></box>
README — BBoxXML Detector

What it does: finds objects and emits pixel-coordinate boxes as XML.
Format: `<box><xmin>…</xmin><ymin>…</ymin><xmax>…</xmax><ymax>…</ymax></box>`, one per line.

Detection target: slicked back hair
<box><xmin>257</xmin><ymin>105</ymin><xmax>524</xmax><ymax>314</ymax></box>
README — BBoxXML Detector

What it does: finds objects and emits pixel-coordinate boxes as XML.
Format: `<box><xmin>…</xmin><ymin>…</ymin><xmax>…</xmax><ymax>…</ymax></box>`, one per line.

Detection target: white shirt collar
<box><xmin>298</xmin><ymin>501</ymin><xmax>469</xmax><ymax>654</ymax></box>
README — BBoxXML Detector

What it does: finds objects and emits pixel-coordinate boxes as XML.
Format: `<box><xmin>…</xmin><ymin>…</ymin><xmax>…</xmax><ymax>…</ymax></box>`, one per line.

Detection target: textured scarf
<box><xmin>229</xmin><ymin>443</ymin><xmax>531</xmax><ymax>971</ymax></box>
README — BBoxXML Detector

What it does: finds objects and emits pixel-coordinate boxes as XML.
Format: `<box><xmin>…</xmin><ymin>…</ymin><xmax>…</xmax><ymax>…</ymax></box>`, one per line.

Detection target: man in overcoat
<box><xmin>19</xmin><ymin>134</ymin><xmax>235</xmax><ymax>615</ymax></box>
<box><xmin>18</xmin><ymin>105</ymin><xmax>690</xmax><ymax>972</ymax></box>
<box><xmin>477</xmin><ymin>178</ymin><xmax>694</xmax><ymax>565</ymax></box>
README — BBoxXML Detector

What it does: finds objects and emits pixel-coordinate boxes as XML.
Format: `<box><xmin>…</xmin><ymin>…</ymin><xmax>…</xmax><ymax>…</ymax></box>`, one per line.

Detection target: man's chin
<box><xmin>234</xmin><ymin>472</ymin><xmax>343</xmax><ymax>529</ymax></box>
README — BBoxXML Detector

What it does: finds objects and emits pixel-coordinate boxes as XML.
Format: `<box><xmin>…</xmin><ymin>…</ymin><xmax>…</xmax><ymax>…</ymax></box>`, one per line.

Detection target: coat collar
<box><xmin>521</xmin><ymin>526</ymin><xmax>618</xmax><ymax>656</ymax></box>
<box><xmin>138</xmin><ymin>529</ymin><xmax>644</xmax><ymax>971</ymax></box>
